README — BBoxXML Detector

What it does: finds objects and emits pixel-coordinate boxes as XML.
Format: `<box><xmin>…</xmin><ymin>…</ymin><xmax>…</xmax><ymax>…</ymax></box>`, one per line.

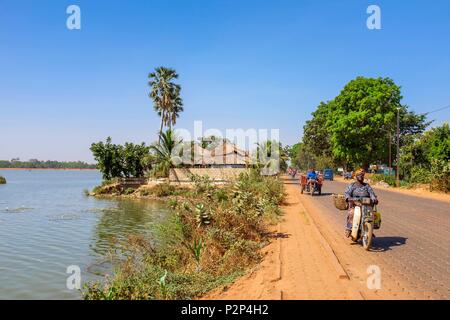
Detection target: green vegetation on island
<box><xmin>0</xmin><ymin>159</ymin><xmax>96</xmax><ymax>169</ymax></box>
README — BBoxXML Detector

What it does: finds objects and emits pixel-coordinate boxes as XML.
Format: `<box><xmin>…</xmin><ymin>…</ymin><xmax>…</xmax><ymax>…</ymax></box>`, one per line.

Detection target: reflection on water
<box><xmin>0</xmin><ymin>170</ymin><xmax>170</xmax><ymax>299</ymax></box>
<box><xmin>91</xmin><ymin>200</ymin><xmax>168</xmax><ymax>256</ymax></box>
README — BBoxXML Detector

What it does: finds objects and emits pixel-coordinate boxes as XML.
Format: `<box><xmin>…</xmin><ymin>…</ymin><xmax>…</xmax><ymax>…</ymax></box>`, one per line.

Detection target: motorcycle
<box><xmin>348</xmin><ymin>197</ymin><xmax>377</xmax><ymax>250</ymax></box>
<box><xmin>301</xmin><ymin>176</ymin><xmax>322</xmax><ymax>196</ymax></box>
<box><xmin>343</xmin><ymin>172</ymin><xmax>352</xmax><ymax>180</ymax></box>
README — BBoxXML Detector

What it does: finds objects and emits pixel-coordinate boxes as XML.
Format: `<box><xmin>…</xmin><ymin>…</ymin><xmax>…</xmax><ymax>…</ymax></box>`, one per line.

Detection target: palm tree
<box><xmin>148</xmin><ymin>67</ymin><xmax>183</xmax><ymax>143</ymax></box>
<box><xmin>168</xmin><ymin>87</ymin><xmax>184</xmax><ymax>130</ymax></box>
<box><xmin>149</xmin><ymin>129</ymin><xmax>183</xmax><ymax>178</ymax></box>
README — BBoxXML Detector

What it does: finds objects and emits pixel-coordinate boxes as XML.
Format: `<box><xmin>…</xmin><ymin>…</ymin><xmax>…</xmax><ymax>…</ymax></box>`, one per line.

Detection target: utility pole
<box><xmin>396</xmin><ymin>107</ymin><xmax>400</xmax><ymax>187</ymax></box>
<box><xmin>388</xmin><ymin>132</ymin><xmax>392</xmax><ymax>175</ymax></box>
<box><xmin>383</xmin><ymin>94</ymin><xmax>394</xmax><ymax>176</ymax></box>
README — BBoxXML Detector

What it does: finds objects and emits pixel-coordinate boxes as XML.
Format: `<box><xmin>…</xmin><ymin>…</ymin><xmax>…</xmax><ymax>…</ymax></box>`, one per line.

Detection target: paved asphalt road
<box><xmin>292</xmin><ymin>177</ymin><xmax>450</xmax><ymax>299</ymax></box>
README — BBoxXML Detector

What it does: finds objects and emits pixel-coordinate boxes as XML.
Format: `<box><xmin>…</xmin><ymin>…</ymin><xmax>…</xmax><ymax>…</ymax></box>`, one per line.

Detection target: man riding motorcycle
<box><xmin>307</xmin><ymin>168</ymin><xmax>317</xmax><ymax>182</ymax></box>
<box><xmin>344</xmin><ymin>168</ymin><xmax>378</xmax><ymax>238</ymax></box>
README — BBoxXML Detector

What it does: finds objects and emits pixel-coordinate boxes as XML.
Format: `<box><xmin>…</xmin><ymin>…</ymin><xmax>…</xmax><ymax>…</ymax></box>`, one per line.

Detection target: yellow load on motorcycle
<box><xmin>332</xmin><ymin>194</ymin><xmax>348</xmax><ymax>210</ymax></box>
<box><xmin>373</xmin><ymin>210</ymin><xmax>382</xmax><ymax>229</ymax></box>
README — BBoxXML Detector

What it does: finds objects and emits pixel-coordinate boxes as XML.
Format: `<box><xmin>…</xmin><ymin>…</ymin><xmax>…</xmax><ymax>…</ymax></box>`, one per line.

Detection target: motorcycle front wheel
<box><xmin>362</xmin><ymin>222</ymin><xmax>373</xmax><ymax>251</ymax></box>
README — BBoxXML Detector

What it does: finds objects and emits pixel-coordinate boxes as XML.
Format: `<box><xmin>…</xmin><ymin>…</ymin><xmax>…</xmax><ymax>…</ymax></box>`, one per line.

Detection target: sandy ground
<box><xmin>203</xmin><ymin>177</ymin><xmax>364</xmax><ymax>300</ymax></box>
<box><xmin>333</xmin><ymin>176</ymin><xmax>450</xmax><ymax>204</ymax></box>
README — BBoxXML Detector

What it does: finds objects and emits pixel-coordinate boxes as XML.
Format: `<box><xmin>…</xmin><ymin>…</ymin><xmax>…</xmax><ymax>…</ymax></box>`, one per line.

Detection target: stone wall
<box><xmin>169</xmin><ymin>168</ymin><xmax>248</xmax><ymax>183</ymax></box>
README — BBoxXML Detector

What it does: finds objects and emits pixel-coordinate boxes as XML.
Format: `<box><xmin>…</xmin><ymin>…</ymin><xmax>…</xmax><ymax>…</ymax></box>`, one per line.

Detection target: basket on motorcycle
<box><xmin>332</xmin><ymin>194</ymin><xmax>348</xmax><ymax>210</ymax></box>
<box><xmin>374</xmin><ymin>210</ymin><xmax>382</xmax><ymax>229</ymax></box>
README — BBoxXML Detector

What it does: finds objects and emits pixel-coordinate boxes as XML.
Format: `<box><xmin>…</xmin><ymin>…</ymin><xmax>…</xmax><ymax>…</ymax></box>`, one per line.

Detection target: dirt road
<box><xmin>205</xmin><ymin>177</ymin><xmax>363</xmax><ymax>300</ymax></box>
<box><xmin>206</xmin><ymin>176</ymin><xmax>449</xmax><ymax>300</ymax></box>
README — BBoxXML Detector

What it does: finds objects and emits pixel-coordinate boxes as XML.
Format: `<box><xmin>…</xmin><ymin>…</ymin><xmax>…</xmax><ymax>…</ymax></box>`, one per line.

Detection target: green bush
<box><xmin>409</xmin><ymin>166</ymin><xmax>432</xmax><ymax>184</ymax></box>
<box><xmin>123</xmin><ymin>188</ymin><xmax>135</xmax><ymax>195</ymax></box>
<box><xmin>92</xmin><ymin>185</ymin><xmax>108</xmax><ymax>195</ymax></box>
<box><xmin>214</xmin><ymin>189</ymin><xmax>228</xmax><ymax>202</ymax></box>
<box><xmin>0</xmin><ymin>176</ymin><xmax>6</xmax><ymax>184</ymax></box>
<box><xmin>189</xmin><ymin>174</ymin><xmax>214</xmax><ymax>194</ymax></box>
<box><xmin>370</xmin><ymin>174</ymin><xmax>397</xmax><ymax>187</ymax></box>
<box><xmin>151</xmin><ymin>183</ymin><xmax>175</xmax><ymax>197</ymax></box>
<box><xmin>430</xmin><ymin>159</ymin><xmax>450</xmax><ymax>193</ymax></box>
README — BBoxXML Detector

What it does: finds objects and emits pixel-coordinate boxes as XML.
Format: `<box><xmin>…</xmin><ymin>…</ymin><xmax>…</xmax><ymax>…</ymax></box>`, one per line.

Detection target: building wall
<box><xmin>169</xmin><ymin>167</ymin><xmax>248</xmax><ymax>183</ymax></box>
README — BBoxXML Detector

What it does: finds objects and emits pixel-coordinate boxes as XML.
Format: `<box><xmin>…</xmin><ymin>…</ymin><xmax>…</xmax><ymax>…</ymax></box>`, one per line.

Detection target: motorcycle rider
<box><xmin>344</xmin><ymin>168</ymin><xmax>378</xmax><ymax>238</ymax></box>
<box><xmin>305</xmin><ymin>168</ymin><xmax>318</xmax><ymax>192</ymax></box>
<box><xmin>307</xmin><ymin>168</ymin><xmax>317</xmax><ymax>181</ymax></box>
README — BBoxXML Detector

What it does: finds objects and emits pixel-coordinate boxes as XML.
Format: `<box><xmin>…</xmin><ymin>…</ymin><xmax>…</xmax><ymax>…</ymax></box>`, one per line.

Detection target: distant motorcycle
<box><xmin>300</xmin><ymin>175</ymin><xmax>323</xmax><ymax>196</ymax></box>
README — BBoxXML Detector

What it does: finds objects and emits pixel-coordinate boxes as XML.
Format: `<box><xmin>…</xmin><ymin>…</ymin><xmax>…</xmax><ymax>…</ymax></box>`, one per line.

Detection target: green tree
<box><xmin>303</xmin><ymin>101</ymin><xmax>334</xmax><ymax>159</ymax></box>
<box><xmin>289</xmin><ymin>142</ymin><xmax>313</xmax><ymax>170</ymax></box>
<box><xmin>148</xmin><ymin>67</ymin><xmax>183</xmax><ymax>142</ymax></box>
<box><xmin>122</xmin><ymin>143</ymin><xmax>151</xmax><ymax>178</ymax></box>
<box><xmin>400</xmin><ymin>123</ymin><xmax>449</xmax><ymax>191</ymax></box>
<box><xmin>328</xmin><ymin>77</ymin><xmax>403</xmax><ymax>169</ymax></box>
<box><xmin>149</xmin><ymin>129</ymin><xmax>183</xmax><ymax>178</ymax></box>
<box><xmin>90</xmin><ymin>138</ymin><xmax>150</xmax><ymax>180</ymax></box>
<box><xmin>90</xmin><ymin>137</ymin><xmax>124</xmax><ymax>180</ymax></box>
<box><xmin>168</xmin><ymin>87</ymin><xmax>184</xmax><ymax>130</ymax></box>
<box><xmin>301</xmin><ymin>77</ymin><xmax>430</xmax><ymax>170</ymax></box>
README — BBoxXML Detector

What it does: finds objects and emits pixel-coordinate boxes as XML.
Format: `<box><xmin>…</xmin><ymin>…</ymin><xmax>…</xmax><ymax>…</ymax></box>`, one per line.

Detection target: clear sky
<box><xmin>1</xmin><ymin>0</ymin><xmax>449</xmax><ymax>162</ymax></box>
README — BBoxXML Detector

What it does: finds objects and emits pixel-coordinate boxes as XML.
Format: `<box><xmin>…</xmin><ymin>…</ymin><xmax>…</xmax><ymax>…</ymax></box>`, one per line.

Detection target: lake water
<box><xmin>0</xmin><ymin>170</ymin><xmax>169</xmax><ymax>299</ymax></box>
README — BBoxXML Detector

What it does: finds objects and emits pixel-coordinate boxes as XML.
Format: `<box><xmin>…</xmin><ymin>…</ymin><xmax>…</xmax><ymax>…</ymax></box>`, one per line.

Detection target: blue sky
<box><xmin>1</xmin><ymin>0</ymin><xmax>449</xmax><ymax>162</ymax></box>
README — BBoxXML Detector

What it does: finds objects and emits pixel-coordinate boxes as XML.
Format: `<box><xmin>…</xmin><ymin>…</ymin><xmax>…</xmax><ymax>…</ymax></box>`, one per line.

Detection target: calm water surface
<box><xmin>0</xmin><ymin>170</ymin><xmax>169</xmax><ymax>299</ymax></box>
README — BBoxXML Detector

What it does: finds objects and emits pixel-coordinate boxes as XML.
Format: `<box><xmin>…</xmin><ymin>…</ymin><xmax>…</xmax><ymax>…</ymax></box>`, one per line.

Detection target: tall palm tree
<box><xmin>168</xmin><ymin>87</ymin><xmax>184</xmax><ymax>130</ymax></box>
<box><xmin>148</xmin><ymin>67</ymin><xmax>183</xmax><ymax>143</ymax></box>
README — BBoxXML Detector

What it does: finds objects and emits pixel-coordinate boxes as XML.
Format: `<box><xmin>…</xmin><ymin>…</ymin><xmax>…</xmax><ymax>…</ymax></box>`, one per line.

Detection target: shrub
<box><xmin>370</xmin><ymin>174</ymin><xmax>397</xmax><ymax>187</ymax></box>
<box><xmin>123</xmin><ymin>188</ymin><xmax>135</xmax><ymax>195</ymax></box>
<box><xmin>409</xmin><ymin>166</ymin><xmax>432</xmax><ymax>184</ymax></box>
<box><xmin>430</xmin><ymin>159</ymin><xmax>450</xmax><ymax>193</ymax></box>
<box><xmin>189</xmin><ymin>174</ymin><xmax>214</xmax><ymax>194</ymax></box>
<box><xmin>0</xmin><ymin>176</ymin><xmax>6</xmax><ymax>184</ymax></box>
<box><xmin>214</xmin><ymin>189</ymin><xmax>228</xmax><ymax>202</ymax></box>
<box><xmin>92</xmin><ymin>185</ymin><xmax>108</xmax><ymax>195</ymax></box>
<box><xmin>151</xmin><ymin>183</ymin><xmax>175</xmax><ymax>197</ymax></box>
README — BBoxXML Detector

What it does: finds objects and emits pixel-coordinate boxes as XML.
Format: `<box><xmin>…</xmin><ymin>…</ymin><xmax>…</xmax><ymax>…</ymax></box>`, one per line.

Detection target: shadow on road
<box><xmin>299</xmin><ymin>192</ymin><xmax>333</xmax><ymax>197</ymax></box>
<box><xmin>371</xmin><ymin>236</ymin><xmax>408</xmax><ymax>252</ymax></box>
<box><xmin>318</xmin><ymin>192</ymin><xmax>333</xmax><ymax>196</ymax></box>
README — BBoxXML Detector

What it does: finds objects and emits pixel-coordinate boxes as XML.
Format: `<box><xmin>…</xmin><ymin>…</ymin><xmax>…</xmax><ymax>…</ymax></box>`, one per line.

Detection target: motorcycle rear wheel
<box><xmin>362</xmin><ymin>222</ymin><xmax>373</xmax><ymax>251</ymax></box>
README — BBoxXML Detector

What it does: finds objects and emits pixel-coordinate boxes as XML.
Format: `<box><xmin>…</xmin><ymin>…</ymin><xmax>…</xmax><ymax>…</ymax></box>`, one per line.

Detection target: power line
<box><xmin>424</xmin><ymin>105</ymin><xmax>450</xmax><ymax>115</ymax></box>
